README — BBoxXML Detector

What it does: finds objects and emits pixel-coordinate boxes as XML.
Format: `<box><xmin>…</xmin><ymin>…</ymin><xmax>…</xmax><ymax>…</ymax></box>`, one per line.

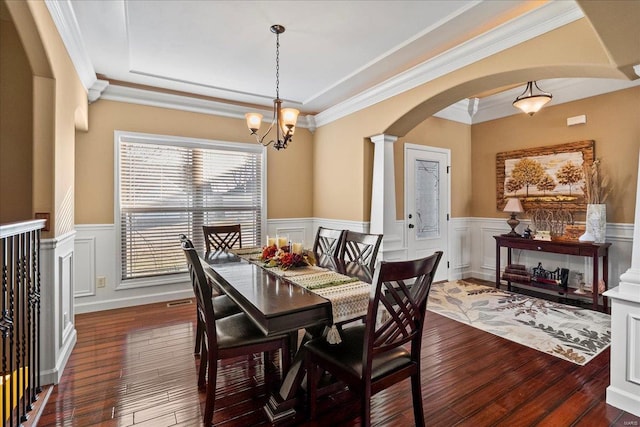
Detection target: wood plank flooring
<box><xmin>38</xmin><ymin>287</ymin><xmax>640</xmax><ymax>426</ymax></box>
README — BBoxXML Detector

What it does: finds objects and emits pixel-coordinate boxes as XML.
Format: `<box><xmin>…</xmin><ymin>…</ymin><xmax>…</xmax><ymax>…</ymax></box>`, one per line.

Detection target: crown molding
<box><xmin>313</xmin><ymin>1</ymin><xmax>583</xmax><ymax>128</ymax></box>
<box><xmin>44</xmin><ymin>0</ymin><xmax>96</xmax><ymax>92</ymax></box>
<box><xmin>100</xmin><ymin>85</ymin><xmax>314</xmax><ymax>129</ymax></box>
<box><xmin>433</xmin><ymin>100</ymin><xmax>473</xmax><ymax>125</ymax></box>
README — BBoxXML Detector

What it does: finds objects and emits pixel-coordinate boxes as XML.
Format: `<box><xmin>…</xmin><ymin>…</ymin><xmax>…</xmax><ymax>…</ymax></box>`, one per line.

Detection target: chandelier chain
<box><xmin>275</xmin><ymin>32</ymin><xmax>280</xmax><ymax>100</ymax></box>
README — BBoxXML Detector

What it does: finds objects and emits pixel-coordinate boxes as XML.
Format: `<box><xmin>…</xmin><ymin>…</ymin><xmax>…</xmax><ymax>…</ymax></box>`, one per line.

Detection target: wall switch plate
<box><xmin>96</xmin><ymin>276</ymin><xmax>107</xmax><ymax>288</ymax></box>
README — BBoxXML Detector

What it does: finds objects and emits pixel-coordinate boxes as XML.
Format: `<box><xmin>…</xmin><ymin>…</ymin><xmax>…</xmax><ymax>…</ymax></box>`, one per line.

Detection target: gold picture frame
<box><xmin>496</xmin><ymin>140</ymin><xmax>594</xmax><ymax>211</ymax></box>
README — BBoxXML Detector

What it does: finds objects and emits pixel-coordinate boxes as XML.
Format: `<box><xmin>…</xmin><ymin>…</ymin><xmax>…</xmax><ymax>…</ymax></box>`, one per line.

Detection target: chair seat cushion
<box><xmin>304</xmin><ymin>325</ymin><xmax>412</xmax><ymax>381</ymax></box>
<box><xmin>216</xmin><ymin>313</ymin><xmax>286</xmax><ymax>349</ymax></box>
<box><xmin>212</xmin><ymin>294</ymin><xmax>241</xmax><ymax>319</ymax></box>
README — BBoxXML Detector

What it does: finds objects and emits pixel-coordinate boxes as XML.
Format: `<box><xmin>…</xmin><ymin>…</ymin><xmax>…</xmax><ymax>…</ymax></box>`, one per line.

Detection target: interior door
<box><xmin>405</xmin><ymin>144</ymin><xmax>450</xmax><ymax>282</ymax></box>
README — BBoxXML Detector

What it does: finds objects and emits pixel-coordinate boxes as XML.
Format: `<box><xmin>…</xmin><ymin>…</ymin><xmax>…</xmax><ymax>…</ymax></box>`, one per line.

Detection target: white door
<box><xmin>405</xmin><ymin>144</ymin><xmax>450</xmax><ymax>282</ymax></box>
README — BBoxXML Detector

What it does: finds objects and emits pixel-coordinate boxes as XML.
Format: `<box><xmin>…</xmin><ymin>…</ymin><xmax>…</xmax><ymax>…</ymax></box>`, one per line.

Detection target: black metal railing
<box><xmin>1</xmin><ymin>220</ymin><xmax>44</xmax><ymax>426</ymax></box>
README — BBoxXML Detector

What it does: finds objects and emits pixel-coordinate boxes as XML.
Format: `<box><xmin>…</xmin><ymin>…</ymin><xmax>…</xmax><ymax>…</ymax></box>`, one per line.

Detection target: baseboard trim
<box><xmin>74</xmin><ymin>289</ymin><xmax>195</xmax><ymax>314</ymax></box>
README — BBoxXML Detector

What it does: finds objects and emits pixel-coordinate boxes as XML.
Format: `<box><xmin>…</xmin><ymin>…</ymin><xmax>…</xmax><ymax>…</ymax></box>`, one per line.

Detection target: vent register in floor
<box><xmin>427</xmin><ymin>280</ymin><xmax>610</xmax><ymax>365</ymax></box>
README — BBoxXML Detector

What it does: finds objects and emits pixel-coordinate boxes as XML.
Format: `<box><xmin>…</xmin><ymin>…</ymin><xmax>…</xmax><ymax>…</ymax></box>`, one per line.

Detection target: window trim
<box><xmin>113</xmin><ymin>130</ymin><xmax>267</xmax><ymax>290</ymax></box>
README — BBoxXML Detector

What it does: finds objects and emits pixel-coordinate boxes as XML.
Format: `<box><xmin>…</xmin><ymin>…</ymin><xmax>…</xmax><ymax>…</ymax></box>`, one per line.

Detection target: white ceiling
<box><xmin>57</xmin><ymin>0</ymin><xmax>639</xmax><ymax>126</ymax></box>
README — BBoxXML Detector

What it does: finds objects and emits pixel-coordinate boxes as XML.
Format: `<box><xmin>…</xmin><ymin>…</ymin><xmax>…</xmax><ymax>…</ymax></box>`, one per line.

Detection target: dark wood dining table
<box><xmin>200</xmin><ymin>250</ymin><xmax>373</xmax><ymax>423</ymax></box>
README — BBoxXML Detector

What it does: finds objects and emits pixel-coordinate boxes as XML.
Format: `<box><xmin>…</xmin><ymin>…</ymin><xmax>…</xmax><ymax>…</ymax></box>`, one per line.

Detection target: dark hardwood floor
<box><xmin>38</xmin><ymin>283</ymin><xmax>640</xmax><ymax>427</ymax></box>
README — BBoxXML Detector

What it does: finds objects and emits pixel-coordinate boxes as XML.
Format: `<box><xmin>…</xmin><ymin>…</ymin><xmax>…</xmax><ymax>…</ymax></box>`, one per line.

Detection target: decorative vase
<box><xmin>579</xmin><ymin>204</ymin><xmax>606</xmax><ymax>243</ymax></box>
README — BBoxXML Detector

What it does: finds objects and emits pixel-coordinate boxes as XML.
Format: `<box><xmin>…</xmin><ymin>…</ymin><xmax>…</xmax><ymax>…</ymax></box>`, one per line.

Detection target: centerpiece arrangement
<box><xmin>260</xmin><ymin>240</ymin><xmax>315</xmax><ymax>270</ymax></box>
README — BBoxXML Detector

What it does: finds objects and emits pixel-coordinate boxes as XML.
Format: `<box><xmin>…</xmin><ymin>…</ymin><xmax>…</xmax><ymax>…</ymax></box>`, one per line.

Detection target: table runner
<box><xmin>229</xmin><ymin>247</ymin><xmax>371</xmax><ymax>343</ymax></box>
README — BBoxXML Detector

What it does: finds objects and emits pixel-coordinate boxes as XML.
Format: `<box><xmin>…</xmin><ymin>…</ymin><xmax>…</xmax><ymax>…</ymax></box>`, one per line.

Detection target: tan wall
<box><xmin>29</xmin><ymin>1</ymin><xmax>87</xmax><ymax>235</ymax></box>
<box><xmin>312</xmin><ymin>18</ymin><xmax>626</xmax><ymax>222</ymax></box>
<box><xmin>75</xmin><ymin>100</ymin><xmax>314</xmax><ymax>224</ymax></box>
<box><xmin>471</xmin><ymin>86</ymin><xmax>640</xmax><ymax>224</ymax></box>
<box><xmin>5</xmin><ymin>1</ymin><xmax>87</xmax><ymax>236</ymax></box>
<box><xmin>0</xmin><ymin>11</ymin><xmax>33</xmax><ymax>223</ymax></box>
<box><xmin>396</xmin><ymin>117</ymin><xmax>472</xmax><ymax>219</ymax></box>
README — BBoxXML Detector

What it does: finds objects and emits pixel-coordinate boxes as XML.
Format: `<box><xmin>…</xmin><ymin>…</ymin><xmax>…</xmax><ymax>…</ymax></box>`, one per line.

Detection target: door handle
<box><xmin>408</xmin><ymin>224</ymin><xmax>415</xmax><ymax>229</ymax></box>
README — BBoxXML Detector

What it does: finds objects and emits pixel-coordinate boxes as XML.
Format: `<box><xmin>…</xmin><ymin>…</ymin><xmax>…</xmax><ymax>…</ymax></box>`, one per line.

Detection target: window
<box><xmin>116</xmin><ymin>132</ymin><xmax>265</xmax><ymax>281</ymax></box>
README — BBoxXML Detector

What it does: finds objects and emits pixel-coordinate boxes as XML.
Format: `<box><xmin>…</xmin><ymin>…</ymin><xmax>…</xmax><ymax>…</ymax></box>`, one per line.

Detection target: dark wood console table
<box><xmin>494</xmin><ymin>235</ymin><xmax>610</xmax><ymax>312</ymax></box>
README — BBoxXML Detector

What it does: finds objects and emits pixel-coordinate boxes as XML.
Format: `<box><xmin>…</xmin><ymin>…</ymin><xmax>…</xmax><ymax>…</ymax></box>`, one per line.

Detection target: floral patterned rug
<box><xmin>427</xmin><ymin>280</ymin><xmax>611</xmax><ymax>365</ymax></box>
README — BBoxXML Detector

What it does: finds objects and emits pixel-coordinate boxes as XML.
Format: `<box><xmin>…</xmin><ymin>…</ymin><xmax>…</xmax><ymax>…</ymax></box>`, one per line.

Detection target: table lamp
<box><xmin>503</xmin><ymin>198</ymin><xmax>524</xmax><ymax>237</ymax></box>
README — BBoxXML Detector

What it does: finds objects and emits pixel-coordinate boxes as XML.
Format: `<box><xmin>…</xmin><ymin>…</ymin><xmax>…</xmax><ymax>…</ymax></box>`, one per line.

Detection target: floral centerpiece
<box><xmin>260</xmin><ymin>244</ymin><xmax>315</xmax><ymax>269</ymax></box>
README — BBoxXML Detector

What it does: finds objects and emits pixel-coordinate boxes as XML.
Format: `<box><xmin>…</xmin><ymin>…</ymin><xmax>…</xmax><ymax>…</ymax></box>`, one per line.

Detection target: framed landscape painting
<box><xmin>496</xmin><ymin>140</ymin><xmax>594</xmax><ymax>211</ymax></box>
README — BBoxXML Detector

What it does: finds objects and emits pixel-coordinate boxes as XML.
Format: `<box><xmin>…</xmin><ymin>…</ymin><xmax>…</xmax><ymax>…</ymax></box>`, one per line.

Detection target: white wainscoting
<box><xmin>468</xmin><ymin>218</ymin><xmax>633</xmax><ymax>293</ymax></box>
<box><xmin>73</xmin><ymin>218</ymin><xmax>633</xmax><ymax>313</ymax></box>
<box><xmin>74</xmin><ymin>219</ymin><xmax>370</xmax><ymax>313</ymax></box>
<box><xmin>40</xmin><ymin>230</ymin><xmax>77</xmax><ymax>385</ymax></box>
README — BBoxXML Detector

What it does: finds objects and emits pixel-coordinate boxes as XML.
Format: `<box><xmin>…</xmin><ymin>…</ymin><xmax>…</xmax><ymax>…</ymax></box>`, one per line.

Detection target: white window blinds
<box><xmin>118</xmin><ymin>134</ymin><xmax>264</xmax><ymax>280</ymax></box>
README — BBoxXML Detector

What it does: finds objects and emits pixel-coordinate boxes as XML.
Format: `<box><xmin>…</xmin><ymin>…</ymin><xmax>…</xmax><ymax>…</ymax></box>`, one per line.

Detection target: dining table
<box><xmin>199</xmin><ymin>249</ymin><xmax>374</xmax><ymax>423</ymax></box>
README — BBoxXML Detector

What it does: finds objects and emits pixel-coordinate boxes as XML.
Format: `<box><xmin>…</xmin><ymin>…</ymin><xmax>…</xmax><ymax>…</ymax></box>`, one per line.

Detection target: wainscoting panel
<box><xmin>450</xmin><ymin>218</ymin><xmax>472</xmax><ymax>280</ymax></box>
<box><xmin>74</xmin><ymin>236</ymin><xmax>95</xmax><ymax>297</ymax></box>
<box><xmin>40</xmin><ymin>231</ymin><xmax>77</xmax><ymax>385</ymax></box>
<box><xmin>629</xmin><ymin>313</ymin><xmax>640</xmax><ymax>386</ymax></box>
<box><xmin>58</xmin><ymin>250</ymin><xmax>74</xmax><ymax>345</ymax></box>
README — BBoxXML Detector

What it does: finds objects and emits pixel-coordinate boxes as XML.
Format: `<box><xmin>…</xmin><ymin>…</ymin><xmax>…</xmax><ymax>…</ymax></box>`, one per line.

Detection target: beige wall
<box><xmin>75</xmin><ymin>100</ymin><xmax>314</xmax><ymax>224</ymax></box>
<box><xmin>312</xmin><ymin>18</ymin><xmax>630</xmax><ymax>223</ymax></box>
<box><xmin>396</xmin><ymin>117</ymin><xmax>472</xmax><ymax>219</ymax></box>
<box><xmin>471</xmin><ymin>86</ymin><xmax>640</xmax><ymax>224</ymax></box>
<box><xmin>0</xmin><ymin>9</ymin><xmax>33</xmax><ymax>223</ymax></box>
<box><xmin>4</xmin><ymin>0</ymin><xmax>87</xmax><ymax>236</ymax></box>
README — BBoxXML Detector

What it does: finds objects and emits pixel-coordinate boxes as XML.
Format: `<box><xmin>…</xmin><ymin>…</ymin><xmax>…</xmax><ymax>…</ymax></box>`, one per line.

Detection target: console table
<box><xmin>494</xmin><ymin>235</ymin><xmax>610</xmax><ymax>312</ymax></box>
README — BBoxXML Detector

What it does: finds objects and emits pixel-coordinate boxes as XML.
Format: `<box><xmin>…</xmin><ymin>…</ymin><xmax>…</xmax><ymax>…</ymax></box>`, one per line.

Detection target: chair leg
<box><xmin>411</xmin><ymin>372</ymin><xmax>425</xmax><ymax>427</ymax></box>
<box><xmin>198</xmin><ymin>345</ymin><xmax>207</xmax><ymax>390</ymax></box>
<box><xmin>194</xmin><ymin>316</ymin><xmax>203</xmax><ymax>355</ymax></box>
<box><xmin>306</xmin><ymin>358</ymin><xmax>319</xmax><ymax>419</ymax></box>
<box><xmin>203</xmin><ymin>357</ymin><xmax>217</xmax><ymax>426</ymax></box>
<box><xmin>361</xmin><ymin>390</ymin><xmax>371</xmax><ymax>427</ymax></box>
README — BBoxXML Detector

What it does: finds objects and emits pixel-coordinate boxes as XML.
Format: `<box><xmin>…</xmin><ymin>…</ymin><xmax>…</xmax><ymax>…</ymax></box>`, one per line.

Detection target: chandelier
<box><xmin>245</xmin><ymin>25</ymin><xmax>299</xmax><ymax>150</ymax></box>
<box><xmin>512</xmin><ymin>81</ymin><xmax>552</xmax><ymax>116</ymax></box>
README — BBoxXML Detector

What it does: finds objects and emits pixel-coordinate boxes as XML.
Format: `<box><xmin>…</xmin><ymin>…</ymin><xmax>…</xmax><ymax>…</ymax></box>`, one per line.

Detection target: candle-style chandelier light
<box><xmin>245</xmin><ymin>25</ymin><xmax>299</xmax><ymax>150</ymax></box>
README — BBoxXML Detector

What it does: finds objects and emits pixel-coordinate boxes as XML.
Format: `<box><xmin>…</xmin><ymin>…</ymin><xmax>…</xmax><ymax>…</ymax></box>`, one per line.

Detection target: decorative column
<box><xmin>370</xmin><ymin>134</ymin><xmax>400</xmax><ymax>258</ymax></box>
<box><xmin>603</xmin><ymin>149</ymin><xmax>640</xmax><ymax>417</ymax></box>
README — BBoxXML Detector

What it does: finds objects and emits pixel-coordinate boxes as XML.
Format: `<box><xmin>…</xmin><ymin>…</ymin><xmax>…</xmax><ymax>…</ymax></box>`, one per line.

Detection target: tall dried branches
<box><xmin>581</xmin><ymin>159</ymin><xmax>610</xmax><ymax>204</ymax></box>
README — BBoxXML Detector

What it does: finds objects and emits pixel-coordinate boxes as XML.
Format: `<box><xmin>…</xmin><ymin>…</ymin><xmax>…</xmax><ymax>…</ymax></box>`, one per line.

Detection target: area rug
<box><xmin>426</xmin><ymin>280</ymin><xmax>611</xmax><ymax>365</ymax></box>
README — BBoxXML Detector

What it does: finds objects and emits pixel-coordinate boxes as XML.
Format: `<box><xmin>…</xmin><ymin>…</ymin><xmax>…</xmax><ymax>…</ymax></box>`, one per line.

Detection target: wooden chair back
<box><xmin>338</xmin><ymin>230</ymin><xmax>383</xmax><ymax>271</ymax></box>
<box><xmin>181</xmin><ymin>239</ymin><xmax>217</xmax><ymax>349</ymax></box>
<box><xmin>203</xmin><ymin>224</ymin><xmax>242</xmax><ymax>252</ymax></box>
<box><xmin>363</xmin><ymin>251</ymin><xmax>443</xmax><ymax>375</ymax></box>
<box><xmin>312</xmin><ymin>226</ymin><xmax>344</xmax><ymax>258</ymax></box>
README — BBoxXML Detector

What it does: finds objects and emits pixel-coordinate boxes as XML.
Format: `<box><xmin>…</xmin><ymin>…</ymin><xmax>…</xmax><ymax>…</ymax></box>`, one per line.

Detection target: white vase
<box><xmin>579</xmin><ymin>204</ymin><xmax>606</xmax><ymax>243</ymax></box>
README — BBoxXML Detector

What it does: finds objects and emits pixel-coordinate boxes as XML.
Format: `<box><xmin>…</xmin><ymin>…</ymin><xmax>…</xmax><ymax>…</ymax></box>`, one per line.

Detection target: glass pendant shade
<box><xmin>513</xmin><ymin>81</ymin><xmax>552</xmax><ymax>116</ymax></box>
<box><xmin>245</xmin><ymin>113</ymin><xmax>263</xmax><ymax>133</ymax></box>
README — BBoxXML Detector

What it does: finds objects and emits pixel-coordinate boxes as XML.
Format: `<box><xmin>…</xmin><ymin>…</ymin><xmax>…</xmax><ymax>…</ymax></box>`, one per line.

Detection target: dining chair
<box><xmin>203</xmin><ymin>224</ymin><xmax>242</xmax><ymax>252</ymax></box>
<box><xmin>312</xmin><ymin>226</ymin><xmax>345</xmax><ymax>258</ymax></box>
<box><xmin>179</xmin><ymin>235</ymin><xmax>241</xmax><ymax>356</ymax></box>
<box><xmin>338</xmin><ymin>230</ymin><xmax>383</xmax><ymax>271</ymax></box>
<box><xmin>181</xmin><ymin>241</ymin><xmax>291</xmax><ymax>426</ymax></box>
<box><xmin>304</xmin><ymin>251</ymin><xmax>443</xmax><ymax>427</ymax></box>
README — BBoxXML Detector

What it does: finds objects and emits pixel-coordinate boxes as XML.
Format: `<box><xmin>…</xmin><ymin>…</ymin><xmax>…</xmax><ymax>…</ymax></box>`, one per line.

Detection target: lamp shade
<box><xmin>245</xmin><ymin>112</ymin><xmax>263</xmax><ymax>133</ymax></box>
<box><xmin>503</xmin><ymin>198</ymin><xmax>524</xmax><ymax>213</ymax></box>
<box><xmin>512</xmin><ymin>81</ymin><xmax>552</xmax><ymax>116</ymax></box>
<box><xmin>281</xmin><ymin>108</ymin><xmax>299</xmax><ymax>128</ymax></box>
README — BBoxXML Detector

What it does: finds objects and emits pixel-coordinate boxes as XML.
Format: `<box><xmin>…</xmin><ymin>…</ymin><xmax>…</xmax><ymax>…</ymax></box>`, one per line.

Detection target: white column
<box><xmin>603</xmin><ymin>150</ymin><xmax>640</xmax><ymax>417</ymax></box>
<box><xmin>370</xmin><ymin>134</ymin><xmax>399</xmax><ymax>258</ymax></box>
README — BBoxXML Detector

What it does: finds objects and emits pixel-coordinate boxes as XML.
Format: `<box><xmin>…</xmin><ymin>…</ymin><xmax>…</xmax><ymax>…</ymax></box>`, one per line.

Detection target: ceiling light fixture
<box><xmin>245</xmin><ymin>25</ymin><xmax>299</xmax><ymax>151</ymax></box>
<box><xmin>512</xmin><ymin>81</ymin><xmax>552</xmax><ymax>116</ymax></box>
